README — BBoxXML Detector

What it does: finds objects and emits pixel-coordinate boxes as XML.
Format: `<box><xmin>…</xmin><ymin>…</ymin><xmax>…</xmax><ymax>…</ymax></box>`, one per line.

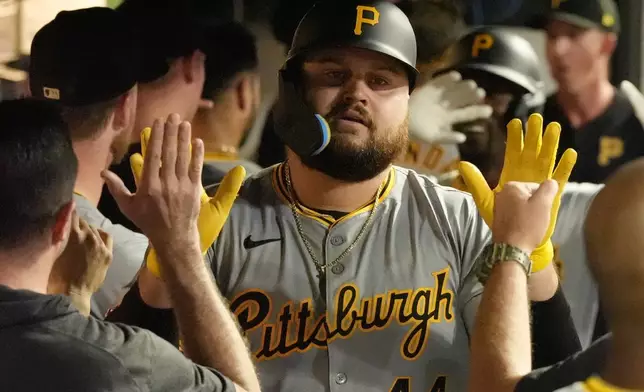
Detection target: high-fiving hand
<box><xmin>459</xmin><ymin>114</ymin><xmax>578</xmax><ymax>271</ymax></box>
<box><xmin>104</xmin><ymin>114</ymin><xmax>245</xmax><ymax>278</ymax></box>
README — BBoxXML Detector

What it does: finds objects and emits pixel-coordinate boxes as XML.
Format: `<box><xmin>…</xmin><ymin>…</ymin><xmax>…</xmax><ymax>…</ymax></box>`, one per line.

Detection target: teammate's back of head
<box><xmin>116</xmin><ymin>0</ymin><xmax>210</xmax><ymax>127</ymax></box>
<box><xmin>585</xmin><ymin>158</ymin><xmax>644</xmax><ymax>331</ymax></box>
<box><xmin>201</xmin><ymin>21</ymin><xmax>259</xmax><ymax>103</ymax></box>
<box><xmin>194</xmin><ymin>21</ymin><xmax>261</xmax><ymax>146</ymax></box>
<box><xmin>0</xmin><ymin>98</ymin><xmax>77</xmax><ymax>253</ymax></box>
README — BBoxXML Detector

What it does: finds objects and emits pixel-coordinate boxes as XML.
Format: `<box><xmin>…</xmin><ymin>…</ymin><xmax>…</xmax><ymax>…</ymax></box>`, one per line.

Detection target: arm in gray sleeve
<box><xmin>514</xmin><ymin>334</ymin><xmax>610</xmax><ymax>392</ymax></box>
<box><xmin>103</xmin><ymin>321</ymin><xmax>237</xmax><ymax>392</ymax></box>
<box><xmin>146</xmin><ymin>332</ymin><xmax>236</xmax><ymax>392</ymax></box>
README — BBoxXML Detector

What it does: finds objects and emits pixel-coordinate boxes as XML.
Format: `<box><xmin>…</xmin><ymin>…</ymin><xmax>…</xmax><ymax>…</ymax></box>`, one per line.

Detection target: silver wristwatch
<box><xmin>476</xmin><ymin>243</ymin><xmax>532</xmax><ymax>284</ymax></box>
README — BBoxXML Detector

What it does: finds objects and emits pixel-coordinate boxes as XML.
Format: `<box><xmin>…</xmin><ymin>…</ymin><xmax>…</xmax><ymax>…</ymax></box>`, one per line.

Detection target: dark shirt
<box><xmin>516</xmin><ymin>333</ymin><xmax>610</xmax><ymax>392</ymax></box>
<box><xmin>0</xmin><ymin>285</ymin><xmax>234</xmax><ymax>392</ymax></box>
<box><xmin>543</xmin><ymin>90</ymin><xmax>644</xmax><ymax>184</ymax></box>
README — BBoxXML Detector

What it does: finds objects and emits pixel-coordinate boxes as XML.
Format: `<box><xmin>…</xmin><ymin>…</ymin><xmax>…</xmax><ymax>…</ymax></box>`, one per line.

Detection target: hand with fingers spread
<box><xmin>48</xmin><ymin>212</ymin><xmax>113</xmax><ymax>316</ymax></box>
<box><xmin>127</xmin><ymin>122</ymin><xmax>246</xmax><ymax>278</ymax></box>
<box><xmin>409</xmin><ymin>71</ymin><xmax>493</xmax><ymax>145</ymax></box>
<box><xmin>459</xmin><ymin>113</ymin><xmax>578</xmax><ymax>272</ymax></box>
<box><xmin>102</xmin><ymin>114</ymin><xmax>203</xmax><ymax>252</ymax></box>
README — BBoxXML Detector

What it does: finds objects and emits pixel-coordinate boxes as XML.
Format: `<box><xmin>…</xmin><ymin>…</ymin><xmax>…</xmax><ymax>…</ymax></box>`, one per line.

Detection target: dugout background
<box><xmin>0</xmin><ymin>0</ymin><xmax>642</xmax><ymax>156</ymax></box>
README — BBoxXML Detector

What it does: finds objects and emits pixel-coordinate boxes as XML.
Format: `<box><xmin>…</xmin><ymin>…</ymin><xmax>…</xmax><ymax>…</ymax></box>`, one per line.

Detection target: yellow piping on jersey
<box><xmin>204</xmin><ymin>151</ymin><xmax>239</xmax><ymax>162</ymax></box>
<box><xmin>582</xmin><ymin>376</ymin><xmax>634</xmax><ymax>392</ymax></box>
<box><xmin>271</xmin><ymin>163</ymin><xmax>395</xmax><ymax>228</ymax></box>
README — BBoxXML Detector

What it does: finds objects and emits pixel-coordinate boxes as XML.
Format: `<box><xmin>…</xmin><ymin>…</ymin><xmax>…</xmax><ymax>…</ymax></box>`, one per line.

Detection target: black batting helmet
<box><xmin>273</xmin><ymin>1</ymin><xmax>419</xmax><ymax>158</ymax></box>
<box><xmin>438</xmin><ymin>27</ymin><xmax>545</xmax><ymax>121</ymax></box>
<box><xmin>285</xmin><ymin>0</ymin><xmax>419</xmax><ymax>88</ymax></box>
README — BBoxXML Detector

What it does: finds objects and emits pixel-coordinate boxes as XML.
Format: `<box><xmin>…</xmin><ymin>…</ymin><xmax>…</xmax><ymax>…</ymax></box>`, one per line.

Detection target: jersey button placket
<box><xmin>329</xmin><ymin>235</ymin><xmax>346</xmax><ymax>275</ymax></box>
<box><xmin>325</xmin><ymin>227</ymin><xmax>351</xmax><ymax>391</ymax></box>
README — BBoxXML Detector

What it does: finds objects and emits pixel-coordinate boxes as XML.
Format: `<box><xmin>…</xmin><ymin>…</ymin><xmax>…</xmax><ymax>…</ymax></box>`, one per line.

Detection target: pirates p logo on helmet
<box><xmin>354</xmin><ymin>5</ymin><xmax>380</xmax><ymax>35</ymax></box>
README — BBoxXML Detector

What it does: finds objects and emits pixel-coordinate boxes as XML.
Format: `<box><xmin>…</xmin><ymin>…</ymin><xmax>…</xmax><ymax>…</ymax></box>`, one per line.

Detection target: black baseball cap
<box><xmin>530</xmin><ymin>0</ymin><xmax>620</xmax><ymax>34</ymax></box>
<box><xmin>116</xmin><ymin>0</ymin><xmax>208</xmax><ymax>83</ymax></box>
<box><xmin>29</xmin><ymin>7</ymin><xmax>139</xmax><ymax>107</ymax></box>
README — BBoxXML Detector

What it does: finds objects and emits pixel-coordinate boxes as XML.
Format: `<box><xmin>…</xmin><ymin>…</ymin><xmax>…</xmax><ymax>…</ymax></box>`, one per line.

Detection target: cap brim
<box><xmin>527</xmin><ymin>12</ymin><xmax>600</xmax><ymax>30</ymax></box>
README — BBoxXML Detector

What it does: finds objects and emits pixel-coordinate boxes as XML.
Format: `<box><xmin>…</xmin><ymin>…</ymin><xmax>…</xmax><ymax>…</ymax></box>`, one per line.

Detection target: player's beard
<box><xmin>299</xmin><ymin>107</ymin><xmax>409</xmax><ymax>183</ymax></box>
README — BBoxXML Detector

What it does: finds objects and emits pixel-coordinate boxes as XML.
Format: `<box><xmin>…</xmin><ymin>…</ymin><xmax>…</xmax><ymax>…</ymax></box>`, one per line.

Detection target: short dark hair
<box><xmin>201</xmin><ymin>22</ymin><xmax>259</xmax><ymax>100</ymax></box>
<box><xmin>406</xmin><ymin>0</ymin><xmax>466</xmax><ymax>65</ymax></box>
<box><xmin>61</xmin><ymin>96</ymin><xmax>121</xmax><ymax>141</ymax></box>
<box><xmin>0</xmin><ymin>98</ymin><xmax>78</xmax><ymax>249</ymax></box>
<box><xmin>116</xmin><ymin>0</ymin><xmax>207</xmax><ymax>83</ymax></box>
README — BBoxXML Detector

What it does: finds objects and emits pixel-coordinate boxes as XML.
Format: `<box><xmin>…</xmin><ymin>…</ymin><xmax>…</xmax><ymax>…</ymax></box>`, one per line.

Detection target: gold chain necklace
<box><xmin>284</xmin><ymin>162</ymin><xmax>384</xmax><ymax>277</ymax></box>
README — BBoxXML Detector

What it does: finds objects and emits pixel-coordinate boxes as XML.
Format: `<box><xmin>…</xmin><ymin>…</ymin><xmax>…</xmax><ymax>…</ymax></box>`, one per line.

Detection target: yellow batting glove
<box><xmin>459</xmin><ymin>113</ymin><xmax>578</xmax><ymax>272</ymax></box>
<box><xmin>131</xmin><ymin>128</ymin><xmax>246</xmax><ymax>278</ymax></box>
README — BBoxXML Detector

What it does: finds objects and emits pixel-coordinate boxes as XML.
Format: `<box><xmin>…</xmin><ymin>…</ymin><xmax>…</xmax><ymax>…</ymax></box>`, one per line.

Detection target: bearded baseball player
<box><xmin>124</xmin><ymin>2</ymin><xmax>578</xmax><ymax>391</ymax></box>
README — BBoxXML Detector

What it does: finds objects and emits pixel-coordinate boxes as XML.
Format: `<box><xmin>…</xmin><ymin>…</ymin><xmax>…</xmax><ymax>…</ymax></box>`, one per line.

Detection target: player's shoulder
<box><xmin>393</xmin><ymin>165</ymin><xmax>472</xmax><ymax>195</ymax></box>
<box><xmin>205</xmin><ymin>164</ymin><xmax>278</xmax><ymax>203</ymax></box>
<box><xmin>562</xmin><ymin>182</ymin><xmax>604</xmax><ymax>195</ymax></box>
<box><xmin>391</xmin><ymin>165</ymin><xmax>477</xmax><ymax>209</ymax></box>
<box><xmin>560</xmin><ymin>182</ymin><xmax>603</xmax><ymax>209</ymax></box>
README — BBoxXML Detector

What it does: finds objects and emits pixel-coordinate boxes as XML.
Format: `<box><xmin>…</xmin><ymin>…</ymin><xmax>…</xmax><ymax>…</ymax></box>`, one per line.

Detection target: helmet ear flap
<box><xmin>273</xmin><ymin>69</ymin><xmax>331</xmax><ymax>157</ymax></box>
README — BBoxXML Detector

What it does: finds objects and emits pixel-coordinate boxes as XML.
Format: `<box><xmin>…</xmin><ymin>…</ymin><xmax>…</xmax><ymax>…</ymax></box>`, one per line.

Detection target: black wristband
<box><xmin>530</xmin><ymin>284</ymin><xmax>582</xmax><ymax>368</ymax></box>
<box><xmin>106</xmin><ymin>281</ymin><xmax>179</xmax><ymax>347</ymax></box>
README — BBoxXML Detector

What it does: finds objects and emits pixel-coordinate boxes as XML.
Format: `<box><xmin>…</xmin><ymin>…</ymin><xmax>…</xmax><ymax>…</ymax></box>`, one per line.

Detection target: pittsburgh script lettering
<box><xmin>229</xmin><ymin>268</ymin><xmax>454</xmax><ymax>361</ymax></box>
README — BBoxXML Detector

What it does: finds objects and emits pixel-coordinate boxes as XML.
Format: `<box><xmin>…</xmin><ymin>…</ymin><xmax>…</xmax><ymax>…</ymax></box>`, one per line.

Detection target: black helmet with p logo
<box><xmin>273</xmin><ymin>1</ymin><xmax>419</xmax><ymax>158</ymax></box>
<box><xmin>285</xmin><ymin>1</ymin><xmax>419</xmax><ymax>88</ymax></box>
<box><xmin>438</xmin><ymin>27</ymin><xmax>545</xmax><ymax>121</ymax></box>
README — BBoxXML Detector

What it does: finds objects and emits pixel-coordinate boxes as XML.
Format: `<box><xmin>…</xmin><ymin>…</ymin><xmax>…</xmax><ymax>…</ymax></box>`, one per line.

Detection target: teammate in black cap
<box><xmin>532</xmin><ymin>0</ymin><xmax>644</xmax><ymax>184</ymax></box>
<box><xmin>29</xmin><ymin>7</ymin><xmax>146</xmax><ymax>318</ymax></box>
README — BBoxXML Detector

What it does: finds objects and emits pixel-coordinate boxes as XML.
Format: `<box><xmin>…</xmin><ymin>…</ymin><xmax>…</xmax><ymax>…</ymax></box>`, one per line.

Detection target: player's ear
<box><xmin>112</xmin><ymin>85</ymin><xmax>138</xmax><ymax>132</ymax></box>
<box><xmin>182</xmin><ymin>49</ymin><xmax>206</xmax><ymax>84</ymax></box>
<box><xmin>601</xmin><ymin>32</ymin><xmax>617</xmax><ymax>56</ymax></box>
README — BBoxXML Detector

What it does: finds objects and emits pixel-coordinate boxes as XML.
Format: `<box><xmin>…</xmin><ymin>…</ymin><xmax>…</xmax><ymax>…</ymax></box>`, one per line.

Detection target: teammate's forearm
<box><xmin>527</xmin><ymin>262</ymin><xmax>559</xmax><ymax>301</ymax></box>
<box><xmin>468</xmin><ymin>261</ymin><xmax>531</xmax><ymax>392</ymax></box>
<box><xmin>156</xmin><ymin>242</ymin><xmax>261</xmax><ymax>392</ymax></box>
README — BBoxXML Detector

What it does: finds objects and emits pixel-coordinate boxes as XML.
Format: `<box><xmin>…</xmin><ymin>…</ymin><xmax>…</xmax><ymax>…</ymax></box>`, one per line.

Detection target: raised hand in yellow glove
<box><xmin>459</xmin><ymin>113</ymin><xmax>578</xmax><ymax>272</ymax></box>
<box><xmin>131</xmin><ymin>126</ymin><xmax>246</xmax><ymax>278</ymax></box>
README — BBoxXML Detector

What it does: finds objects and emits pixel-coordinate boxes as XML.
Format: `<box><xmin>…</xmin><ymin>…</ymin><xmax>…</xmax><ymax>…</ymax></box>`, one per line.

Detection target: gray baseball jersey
<box><xmin>551</xmin><ymin>183</ymin><xmax>603</xmax><ymax>348</ymax></box>
<box><xmin>207</xmin><ymin>164</ymin><xmax>490</xmax><ymax>392</ymax></box>
<box><xmin>202</xmin><ymin>159</ymin><xmax>263</xmax><ymax>188</ymax></box>
<box><xmin>74</xmin><ymin>194</ymin><xmax>147</xmax><ymax>318</ymax></box>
